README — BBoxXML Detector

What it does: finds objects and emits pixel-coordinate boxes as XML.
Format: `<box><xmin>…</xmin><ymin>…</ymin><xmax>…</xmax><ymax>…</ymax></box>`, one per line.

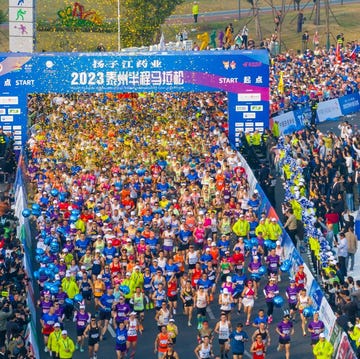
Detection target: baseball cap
<box><xmin>61</xmin><ymin>330</ymin><xmax>68</xmax><ymax>335</ymax></box>
<box><xmin>169</xmin><ymin>318</ymin><xmax>175</xmax><ymax>322</ymax></box>
<box><xmin>54</xmin><ymin>323</ymin><xmax>61</xmax><ymax>327</ymax></box>
<box><xmin>319</xmin><ymin>333</ymin><xmax>325</xmax><ymax>338</ymax></box>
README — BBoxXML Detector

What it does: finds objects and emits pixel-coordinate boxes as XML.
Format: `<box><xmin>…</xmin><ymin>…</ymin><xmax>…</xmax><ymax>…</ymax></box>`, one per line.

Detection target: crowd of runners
<box><xmin>20</xmin><ymin>91</ymin><xmax>348</xmax><ymax>359</ymax></box>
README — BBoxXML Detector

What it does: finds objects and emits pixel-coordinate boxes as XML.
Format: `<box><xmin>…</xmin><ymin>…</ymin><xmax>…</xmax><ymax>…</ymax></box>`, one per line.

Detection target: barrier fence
<box><xmin>271</xmin><ymin>91</ymin><xmax>360</xmax><ymax>135</ymax></box>
<box><xmin>13</xmin><ymin>155</ymin><xmax>40</xmax><ymax>359</ymax></box>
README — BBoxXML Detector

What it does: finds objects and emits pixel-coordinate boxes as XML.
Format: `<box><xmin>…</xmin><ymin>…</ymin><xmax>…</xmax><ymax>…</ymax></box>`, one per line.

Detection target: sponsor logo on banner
<box><xmin>243</xmin><ymin>113</ymin><xmax>256</xmax><ymax>119</ymax></box>
<box><xmin>1</xmin><ymin>116</ymin><xmax>14</xmax><ymax>122</ymax></box>
<box><xmin>8</xmin><ymin>108</ymin><xmax>21</xmax><ymax>115</ymax></box>
<box><xmin>317</xmin><ymin>98</ymin><xmax>342</xmax><ymax>123</ymax></box>
<box><xmin>275</xmin><ymin>111</ymin><xmax>296</xmax><ymax>135</ymax></box>
<box><xmin>235</xmin><ymin>105</ymin><xmax>248</xmax><ymax>112</ymax></box>
<box><xmin>0</xmin><ymin>97</ymin><xmax>18</xmax><ymax>105</ymax></box>
<box><xmin>237</xmin><ymin>93</ymin><xmax>261</xmax><ymax>102</ymax></box>
<box><xmin>0</xmin><ymin>109</ymin><xmax>5</xmax><ymax>115</ymax></box>
<box><xmin>251</xmin><ymin>105</ymin><xmax>263</xmax><ymax>111</ymax></box>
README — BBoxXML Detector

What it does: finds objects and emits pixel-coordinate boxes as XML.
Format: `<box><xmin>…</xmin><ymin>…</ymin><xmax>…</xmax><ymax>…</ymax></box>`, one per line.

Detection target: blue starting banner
<box><xmin>0</xmin><ymin>50</ymin><xmax>269</xmax><ymax>150</ymax></box>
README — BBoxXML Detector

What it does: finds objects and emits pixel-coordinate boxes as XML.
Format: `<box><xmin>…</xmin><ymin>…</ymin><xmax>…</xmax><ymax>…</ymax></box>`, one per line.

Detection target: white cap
<box><xmin>276</xmin><ymin>241</ymin><xmax>281</xmax><ymax>245</ymax></box>
<box><xmin>169</xmin><ymin>318</ymin><xmax>175</xmax><ymax>322</ymax></box>
<box><xmin>319</xmin><ymin>333</ymin><xmax>325</xmax><ymax>338</ymax></box>
<box><xmin>79</xmin><ymin>305</ymin><xmax>85</xmax><ymax>309</ymax></box>
<box><xmin>61</xmin><ymin>330</ymin><xmax>67</xmax><ymax>335</ymax></box>
<box><xmin>130</xmin><ymin>311</ymin><xmax>137</xmax><ymax>316</ymax></box>
<box><xmin>97</xmin><ymin>274</ymin><xmax>102</xmax><ymax>279</ymax></box>
<box><xmin>226</xmin><ymin>276</ymin><xmax>232</xmax><ymax>282</ymax></box>
<box><xmin>54</xmin><ymin>323</ymin><xmax>61</xmax><ymax>327</ymax></box>
<box><xmin>223</xmin><ymin>288</ymin><xmax>229</xmax><ymax>294</ymax></box>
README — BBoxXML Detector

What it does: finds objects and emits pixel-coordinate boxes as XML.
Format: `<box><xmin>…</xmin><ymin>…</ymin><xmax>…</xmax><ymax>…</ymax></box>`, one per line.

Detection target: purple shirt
<box><xmin>266</xmin><ymin>254</ymin><xmax>280</xmax><ymax>272</ymax></box>
<box><xmin>75</xmin><ymin>311</ymin><xmax>90</xmax><ymax>329</ymax></box>
<box><xmin>114</xmin><ymin>302</ymin><xmax>131</xmax><ymax>322</ymax></box>
<box><xmin>286</xmin><ymin>286</ymin><xmax>298</xmax><ymax>304</ymax></box>
<box><xmin>308</xmin><ymin>320</ymin><xmax>325</xmax><ymax>340</ymax></box>
<box><xmin>277</xmin><ymin>320</ymin><xmax>293</xmax><ymax>340</ymax></box>
<box><xmin>264</xmin><ymin>283</ymin><xmax>279</xmax><ymax>302</ymax></box>
<box><xmin>249</xmin><ymin>261</ymin><xmax>261</xmax><ymax>272</ymax></box>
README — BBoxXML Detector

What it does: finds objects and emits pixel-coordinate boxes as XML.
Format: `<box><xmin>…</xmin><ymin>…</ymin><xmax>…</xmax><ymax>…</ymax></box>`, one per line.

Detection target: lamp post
<box><xmin>117</xmin><ymin>0</ymin><xmax>121</xmax><ymax>52</ymax></box>
<box><xmin>238</xmin><ymin>0</ymin><xmax>241</xmax><ymax>19</ymax></box>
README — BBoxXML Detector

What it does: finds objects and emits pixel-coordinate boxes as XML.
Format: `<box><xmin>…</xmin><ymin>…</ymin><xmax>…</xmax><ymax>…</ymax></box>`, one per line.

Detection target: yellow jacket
<box><xmin>349</xmin><ymin>326</ymin><xmax>360</xmax><ymax>347</ymax></box>
<box><xmin>232</xmin><ymin>219</ymin><xmax>250</xmax><ymax>237</ymax></box>
<box><xmin>57</xmin><ymin>336</ymin><xmax>75</xmax><ymax>359</ymax></box>
<box><xmin>266</xmin><ymin>222</ymin><xmax>282</xmax><ymax>241</ymax></box>
<box><xmin>47</xmin><ymin>329</ymin><xmax>62</xmax><ymax>352</ymax></box>
<box><xmin>61</xmin><ymin>277</ymin><xmax>79</xmax><ymax>299</ymax></box>
<box><xmin>313</xmin><ymin>339</ymin><xmax>334</xmax><ymax>359</ymax></box>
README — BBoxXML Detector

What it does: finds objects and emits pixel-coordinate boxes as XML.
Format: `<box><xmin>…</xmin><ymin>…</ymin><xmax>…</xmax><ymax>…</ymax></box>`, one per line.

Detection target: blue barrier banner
<box><xmin>317</xmin><ymin>98</ymin><xmax>342</xmax><ymax>123</ymax></box>
<box><xmin>274</xmin><ymin>92</ymin><xmax>360</xmax><ymax>134</ymax></box>
<box><xmin>0</xmin><ymin>51</ymin><xmax>269</xmax><ymax>150</ymax></box>
<box><xmin>338</xmin><ymin>92</ymin><xmax>360</xmax><ymax>116</ymax></box>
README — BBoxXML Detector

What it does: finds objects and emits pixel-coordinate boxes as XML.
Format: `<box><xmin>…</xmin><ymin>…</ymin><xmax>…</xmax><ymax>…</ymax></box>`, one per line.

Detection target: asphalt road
<box><xmin>39</xmin><ymin>272</ymin><xmax>315</xmax><ymax>359</ymax></box>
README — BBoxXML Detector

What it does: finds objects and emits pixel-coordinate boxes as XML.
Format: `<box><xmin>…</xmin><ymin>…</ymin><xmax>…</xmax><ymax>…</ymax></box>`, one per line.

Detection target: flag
<box><xmin>278</xmin><ymin>71</ymin><xmax>284</xmax><ymax>95</ymax></box>
<box><xmin>159</xmin><ymin>32</ymin><xmax>165</xmax><ymax>51</ymax></box>
<box><xmin>336</xmin><ymin>42</ymin><xmax>342</xmax><ymax>63</ymax></box>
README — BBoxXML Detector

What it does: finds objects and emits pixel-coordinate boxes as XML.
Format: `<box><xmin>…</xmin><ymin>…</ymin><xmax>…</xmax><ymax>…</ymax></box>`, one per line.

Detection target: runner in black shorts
<box><xmin>84</xmin><ymin>317</ymin><xmax>100</xmax><ymax>359</ymax></box>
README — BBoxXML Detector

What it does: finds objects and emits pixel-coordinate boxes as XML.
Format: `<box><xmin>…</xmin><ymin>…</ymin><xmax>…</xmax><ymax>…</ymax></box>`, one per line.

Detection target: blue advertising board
<box><xmin>0</xmin><ymin>51</ymin><xmax>269</xmax><ymax>151</ymax></box>
<box><xmin>338</xmin><ymin>92</ymin><xmax>360</xmax><ymax>116</ymax></box>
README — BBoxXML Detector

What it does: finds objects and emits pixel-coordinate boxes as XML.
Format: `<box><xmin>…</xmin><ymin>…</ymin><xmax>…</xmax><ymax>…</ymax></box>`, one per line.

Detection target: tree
<box><xmin>246</xmin><ymin>0</ymin><xmax>262</xmax><ymax>40</ymax></box>
<box><xmin>120</xmin><ymin>0</ymin><xmax>185</xmax><ymax>48</ymax></box>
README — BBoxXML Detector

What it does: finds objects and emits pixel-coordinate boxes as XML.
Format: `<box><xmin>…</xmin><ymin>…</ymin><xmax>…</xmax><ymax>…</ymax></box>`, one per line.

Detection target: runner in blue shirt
<box><xmin>229</xmin><ymin>323</ymin><xmax>249</xmax><ymax>359</ymax></box>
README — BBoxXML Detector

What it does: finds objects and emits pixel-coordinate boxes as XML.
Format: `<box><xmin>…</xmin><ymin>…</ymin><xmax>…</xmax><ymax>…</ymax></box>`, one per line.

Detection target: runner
<box><xmin>214</xmin><ymin>313</ymin><xmax>232</xmax><ymax>359</ymax></box>
<box><xmin>194</xmin><ymin>335</ymin><xmax>214</xmax><ymax>359</ymax></box>
<box><xmin>285</xmin><ymin>279</ymin><xmax>299</xmax><ymax>321</ymax></box>
<box><xmin>241</xmin><ymin>281</ymin><xmax>255</xmax><ymax>326</ymax></box>
<box><xmin>83</xmin><ymin>316</ymin><xmax>101</xmax><ymax>359</ymax></box>
<box><xmin>276</xmin><ymin>313</ymin><xmax>294</xmax><ymax>359</ymax></box>
<box><xmin>251</xmin><ymin>322</ymin><xmax>270</xmax><ymax>351</ymax></box>
<box><xmin>114</xmin><ymin>321</ymin><xmax>127</xmax><ymax>359</ymax></box>
<box><xmin>296</xmin><ymin>288</ymin><xmax>312</xmax><ymax>336</ymax></box>
<box><xmin>229</xmin><ymin>323</ymin><xmax>249</xmax><ymax>359</ymax></box>
<box><xmin>194</xmin><ymin>286</ymin><xmax>210</xmax><ymax>330</ymax></box>
<box><xmin>250</xmin><ymin>333</ymin><xmax>266</xmax><ymax>359</ymax></box>
<box><xmin>154</xmin><ymin>325</ymin><xmax>172</xmax><ymax>359</ymax></box>
<box><xmin>180</xmin><ymin>279</ymin><xmax>195</xmax><ymax>326</ymax></box>
<box><xmin>263</xmin><ymin>277</ymin><xmax>279</xmax><ymax>324</ymax></box>
<box><xmin>73</xmin><ymin>304</ymin><xmax>90</xmax><ymax>352</ymax></box>
<box><xmin>155</xmin><ymin>301</ymin><xmax>171</xmax><ymax>331</ymax></box>
<box><xmin>307</xmin><ymin>311</ymin><xmax>325</xmax><ymax>346</ymax></box>
<box><xmin>166</xmin><ymin>318</ymin><xmax>179</xmax><ymax>345</ymax></box>
<box><xmin>127</xmin><ymin>311</ymin><xmax>141</xmax><ymax>359</ymax></box>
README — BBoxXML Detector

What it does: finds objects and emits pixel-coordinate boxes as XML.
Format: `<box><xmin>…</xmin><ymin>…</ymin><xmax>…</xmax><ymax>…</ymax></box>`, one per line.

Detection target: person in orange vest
<box><xmin>154</xmin><ymin>325</ymin><xmax>172</xmax><ymax>359</ymax></box>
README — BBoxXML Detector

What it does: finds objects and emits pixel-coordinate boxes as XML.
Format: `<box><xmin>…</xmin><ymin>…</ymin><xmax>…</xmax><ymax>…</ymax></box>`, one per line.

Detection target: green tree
<box><xmin>120</xmin><ymin>0</ymin><xmax>184</xmax><ymax>47</ymax></box>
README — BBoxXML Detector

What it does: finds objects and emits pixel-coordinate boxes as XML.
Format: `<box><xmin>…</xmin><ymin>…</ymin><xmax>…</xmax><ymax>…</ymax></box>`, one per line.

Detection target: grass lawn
<box><xmin>0</xmin><ymin>0</ymin><xmax>359</xmax><ymax>52</ymax></box>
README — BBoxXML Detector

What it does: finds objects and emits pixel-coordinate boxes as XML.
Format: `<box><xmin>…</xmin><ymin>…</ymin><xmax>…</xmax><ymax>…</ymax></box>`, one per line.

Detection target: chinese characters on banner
<box><xmin>9</xmin><ymin>0</ymin><xmax>34</xmax><ymax>52</ymax></box>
